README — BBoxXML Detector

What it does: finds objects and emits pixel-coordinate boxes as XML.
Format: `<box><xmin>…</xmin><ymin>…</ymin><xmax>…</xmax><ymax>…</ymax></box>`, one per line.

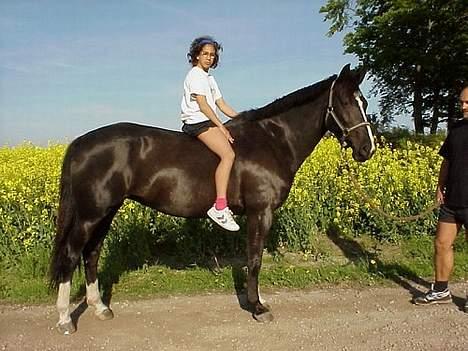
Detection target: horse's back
<box><xmin>67</xmin><ymin>122</ymin><xmax>204</xmax><ymax>162</ymax></box>
<box><xmin>70</xmin><ymin>122</ymin><xmax>179</xmax><ymax>146</ymax></box>
<box><xmin>63</xmin><ymin>121</ymin><xmax>290</xmax><ymax>218</ymax></box>
<box><xmin>64</xmin><ymin>122</ymin><xmax>221</xmax><ymax>217</ymax></box>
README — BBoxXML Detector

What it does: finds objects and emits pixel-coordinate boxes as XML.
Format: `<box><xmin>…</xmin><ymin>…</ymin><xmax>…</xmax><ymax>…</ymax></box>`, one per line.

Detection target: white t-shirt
<box><xmin>181</xmin><ymin>66</ymin><xmax>222</xmax><ymax>124</ymax></box>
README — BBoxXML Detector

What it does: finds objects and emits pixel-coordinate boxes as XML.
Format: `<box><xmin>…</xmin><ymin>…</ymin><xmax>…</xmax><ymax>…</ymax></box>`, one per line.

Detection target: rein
<box><xmin>339</xmin><ymin>148</ymin><xmax>440</xmax><ymax>223</ymax></box>
<box><xmin>326</xmin><ymin>79</ymin><xmax>370</xmax><ymax>144</ymax></box>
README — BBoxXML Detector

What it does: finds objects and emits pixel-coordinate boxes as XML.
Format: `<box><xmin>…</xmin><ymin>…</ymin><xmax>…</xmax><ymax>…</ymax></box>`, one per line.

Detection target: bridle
<box><xmin>325</xmin><ymin>79</ymin><xmax>371</xmax><ymax>143</ymax></box>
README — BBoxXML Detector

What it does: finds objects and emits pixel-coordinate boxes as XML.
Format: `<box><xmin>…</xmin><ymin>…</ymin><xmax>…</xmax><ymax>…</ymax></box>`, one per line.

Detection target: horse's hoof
<box><xmin>253</xmin><ymin>311</ymin><xmax>274</xmax><ymax>323</ymax></box>
<box><xmin>56</xmin><ymin>321</ymin><xmax>76</xmax><ymax>335</ymax></box>
<box><xmin>96</xmin><ymin>308</ymin><xmax>114</xmax><ymax>321</ymax></box>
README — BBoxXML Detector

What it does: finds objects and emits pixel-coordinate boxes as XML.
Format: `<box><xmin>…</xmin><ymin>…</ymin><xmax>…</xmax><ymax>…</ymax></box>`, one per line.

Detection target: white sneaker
<box><xmin>413</xmin><ymin>284</ymin><xmax>452</xmax><ymax>305</ymax></box>
<box><xmin>207</xmin><ymin>205</ymin><xmax>240</xmax><ymax>231</ymax></box>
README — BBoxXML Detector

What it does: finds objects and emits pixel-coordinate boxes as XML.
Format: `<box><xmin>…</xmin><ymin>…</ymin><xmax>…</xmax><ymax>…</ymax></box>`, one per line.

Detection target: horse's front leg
<box><xmin>85</xmin><ymin>279</ymin><xmax>113</xmax><ymax>320</ymax></box>
<box><xmin>246</xmin><ymin>209</ymin><xmax>274</xmax><ymax>322</ymax></box>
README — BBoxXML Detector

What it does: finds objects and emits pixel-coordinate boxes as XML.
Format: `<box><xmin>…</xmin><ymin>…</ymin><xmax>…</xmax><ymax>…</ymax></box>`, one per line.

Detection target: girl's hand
<box><xmin>219</xmin><ymin>126</ymin><xmax>234</xmax><ymax>143</ymax></box>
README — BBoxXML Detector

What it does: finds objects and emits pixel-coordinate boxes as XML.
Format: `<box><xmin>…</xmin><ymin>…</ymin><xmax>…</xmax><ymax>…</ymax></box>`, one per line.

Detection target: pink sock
<box><xmin>215</xmin><ymin>197</ymin><xmax>227</xmax><ymax>210</ymax></box>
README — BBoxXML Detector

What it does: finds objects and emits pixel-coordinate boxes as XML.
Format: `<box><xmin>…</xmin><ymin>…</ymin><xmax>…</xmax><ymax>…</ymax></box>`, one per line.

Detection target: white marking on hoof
<box><xmin>86</xmin><ymin>279</ymin><xmax>113</xmax><ymax>321</ymax></box>
<box><xmin>56</xmin><ymin>282</ymin><xmax>72</xmax><ymax>332</ymax></box>
<box><xmin>56</xmin><ymin>320</ymin><xmax>76</xmax><ymax>335</ymax></box>
<box><xmin>254</xmin><ymin>311</ymin><xmax>274</xmax><ymax>323</ymax></box>
<box><xmin>96</xmin><ymin>308</ymin><xmax>114</xmax><ymax>321</ymax></box>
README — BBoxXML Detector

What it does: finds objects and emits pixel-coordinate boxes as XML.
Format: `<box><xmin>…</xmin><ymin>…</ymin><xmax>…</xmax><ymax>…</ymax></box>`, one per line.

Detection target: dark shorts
<box><xmin>438</xmin><ymin>204</ymin><xmax>468</xmax><ymax>227</ymax></box>
<box><xmin>182</xmin><ymin>120</ymin><xmax>216</xmax><ymax>137</ymax></box>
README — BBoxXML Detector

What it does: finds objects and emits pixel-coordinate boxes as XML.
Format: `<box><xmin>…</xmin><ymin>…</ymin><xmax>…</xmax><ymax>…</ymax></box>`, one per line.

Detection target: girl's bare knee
<box><xmin>221</xmin><ymin>149</ymin><xmax>235</xmax><ymax>163</ymax></box>
<box><xmin>228</xmin><ymin>149</ymin><xmax>235</xmax><ymax>162</ymax></box>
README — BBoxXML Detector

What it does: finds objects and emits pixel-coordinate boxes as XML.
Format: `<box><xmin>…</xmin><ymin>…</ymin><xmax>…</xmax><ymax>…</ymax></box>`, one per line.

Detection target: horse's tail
<box><xmin>49</xmin><ymin>144</ymin><xmax>76</xmax><ymax>290</ymax></box>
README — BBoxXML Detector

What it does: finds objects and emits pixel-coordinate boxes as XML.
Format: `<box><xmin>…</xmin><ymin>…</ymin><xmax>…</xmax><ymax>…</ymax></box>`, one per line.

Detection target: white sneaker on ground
<box><xmin>413</xmin><ymin>284</ymin><xmax>452</xmax><ymax>305</ymax></box>
<box><xmin>207</xmin><ymin>205</ymin><xmax>240</xmax><ymax>231</ymax></box>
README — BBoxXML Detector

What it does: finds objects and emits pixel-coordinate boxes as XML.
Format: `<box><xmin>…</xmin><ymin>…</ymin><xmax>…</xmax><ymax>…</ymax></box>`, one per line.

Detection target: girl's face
<box><xmin>196</xmin><ymin>44</ymin><xmax>216</xmax><ymax>72</ymax></box>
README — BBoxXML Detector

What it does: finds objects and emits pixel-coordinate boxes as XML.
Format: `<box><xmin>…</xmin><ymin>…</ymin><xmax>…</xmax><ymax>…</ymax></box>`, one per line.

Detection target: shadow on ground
<box><xmin>325</xmin><ymin>224</ymin><xmax>432</xmax><ymax>297</ymax></box>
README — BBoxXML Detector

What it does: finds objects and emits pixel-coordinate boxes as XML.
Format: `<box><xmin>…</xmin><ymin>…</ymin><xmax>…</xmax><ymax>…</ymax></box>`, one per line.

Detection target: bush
<box><xmin>378</xmin><ymin>127</ymin><xmax>446</xmax><ymax>149</ymax></box>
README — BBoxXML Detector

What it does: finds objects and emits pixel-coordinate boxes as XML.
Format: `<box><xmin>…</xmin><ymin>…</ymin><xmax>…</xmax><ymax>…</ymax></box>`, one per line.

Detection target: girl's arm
<box><xmin>194</xmin><ymin>94</ymin><xmax>234</xmax><ymax>142</ymax></box>
<box><xmin>216</xmin><ymin>98</ymin><xmax>238</xmax><ymax>118</ymax></box>
<box><xmin>194</xmin><ymin>94</ymin><xmax>223</xmax><ymax>126</ymax></box>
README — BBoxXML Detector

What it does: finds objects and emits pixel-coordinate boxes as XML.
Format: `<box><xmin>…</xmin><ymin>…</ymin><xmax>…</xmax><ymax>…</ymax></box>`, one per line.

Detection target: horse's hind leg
<box><xmin>83</xmin><ymin>209</ymin><xmax>118</xmax><ymax>321</ymax></box>
<box><xmin>55</xmin><ymin>220</ymin><xmax>95</xmax><ymax>335</ymax></box>
<box><xmin>56</xmin><ymin>281</ymin><xmax>74</xmax><ymax>335</ymax></box>
<box><xmin>84</xmin><ymin>242</ymin><xmax>114</xmax><ymax>321</ymax></box>
<box><xmin>246</xmin><ymin>209</ymin><xmax>274</xmax><ymax>323</ymax></box>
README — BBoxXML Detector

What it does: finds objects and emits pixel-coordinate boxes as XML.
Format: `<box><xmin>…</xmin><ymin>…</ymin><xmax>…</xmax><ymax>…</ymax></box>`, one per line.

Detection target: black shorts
<box><xmin>182</xmin><ymin>120</ymin><xmax>216</xmax><ymax>137</ymax></box>
<box><xmin>438</xmin><ymin>204</ymin><xmax>468</xmax><ymax>227</ymax></box>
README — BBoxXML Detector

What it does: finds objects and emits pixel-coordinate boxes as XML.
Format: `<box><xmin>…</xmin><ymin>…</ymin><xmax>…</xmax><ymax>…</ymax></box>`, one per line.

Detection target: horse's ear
<box><xmin>338</xmin><ymin>64</ymin><xmax>366</xmax><ymax>85</ymax></box>
<box><xmin>338</xmin><ymin>64</ymin><xmax>352</xmax><ymax>80</ymax></box>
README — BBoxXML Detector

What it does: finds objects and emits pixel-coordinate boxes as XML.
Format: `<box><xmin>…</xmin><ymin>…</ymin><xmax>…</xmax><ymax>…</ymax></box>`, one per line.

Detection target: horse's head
<box><xmin>325</xmin><ymin>64</ymin><xmax>376</xmax><ymax>162</ymax></box>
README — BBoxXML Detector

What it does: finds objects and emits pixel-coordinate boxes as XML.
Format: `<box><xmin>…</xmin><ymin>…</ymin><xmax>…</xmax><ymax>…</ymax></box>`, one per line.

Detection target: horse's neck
<box><xmin>262</xmin><ymin>93</ymin><xmax>328</xmax><ymax>174</ymax></box>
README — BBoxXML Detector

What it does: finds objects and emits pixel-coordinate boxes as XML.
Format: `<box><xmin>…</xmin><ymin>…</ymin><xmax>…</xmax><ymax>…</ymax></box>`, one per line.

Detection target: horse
<box><xmin>49</xmin><ymin>64</ymin><xmax>375</xmax><ymax>334</ymax></box>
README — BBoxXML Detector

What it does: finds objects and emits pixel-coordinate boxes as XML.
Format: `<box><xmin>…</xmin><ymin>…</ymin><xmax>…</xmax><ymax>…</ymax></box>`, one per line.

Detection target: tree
<box><xmin>321</xmin><ymin>0</ymin><xmax>468</xmax><ymax>133</ymax></box>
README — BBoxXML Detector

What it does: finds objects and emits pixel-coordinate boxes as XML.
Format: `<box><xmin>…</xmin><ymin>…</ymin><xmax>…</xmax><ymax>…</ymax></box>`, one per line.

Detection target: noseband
<box><xmin>325</xmin><ymin>79</ymin><xmax>370</xmax><ymax>143</ymax></box>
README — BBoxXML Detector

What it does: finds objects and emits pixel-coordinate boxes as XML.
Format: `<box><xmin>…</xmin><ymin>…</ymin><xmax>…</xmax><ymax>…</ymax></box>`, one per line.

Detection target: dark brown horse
<box><xmin>50</xmin><ymin>64</ymin><xmax>375</xmax><ymax>334</ymax></box>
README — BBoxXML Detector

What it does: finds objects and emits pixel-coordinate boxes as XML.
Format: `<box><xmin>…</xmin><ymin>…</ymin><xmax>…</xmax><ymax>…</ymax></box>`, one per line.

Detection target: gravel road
<box><xmin>1</xmin><ymin>283</ymin><xmax>466</xmax><ymax>350</ymax></box>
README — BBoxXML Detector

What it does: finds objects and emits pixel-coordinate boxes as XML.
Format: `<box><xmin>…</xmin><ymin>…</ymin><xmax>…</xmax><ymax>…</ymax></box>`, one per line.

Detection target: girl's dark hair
<box><xmin>187</xmin><ymin>36</ymin><xmax>223</xmax><ymax>69</ymax></box>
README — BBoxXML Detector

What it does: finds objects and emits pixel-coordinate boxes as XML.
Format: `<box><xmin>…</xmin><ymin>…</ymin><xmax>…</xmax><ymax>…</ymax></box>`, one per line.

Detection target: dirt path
<box><xmin>1</xmin><ymin>283</ymin><xmax>466</xmax><ymax>351</ymax></box>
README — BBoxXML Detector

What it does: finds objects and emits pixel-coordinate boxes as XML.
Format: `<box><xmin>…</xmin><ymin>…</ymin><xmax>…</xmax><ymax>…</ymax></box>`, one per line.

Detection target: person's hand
<box><xmin>436</xmin><ymin>186</ymin><xmax>445</xmax><ymax>205</ymax></box>
<box><xmin>219</xmin><ymin>126</ymin><xmax>234</xmax><ymax>143</ymax></box>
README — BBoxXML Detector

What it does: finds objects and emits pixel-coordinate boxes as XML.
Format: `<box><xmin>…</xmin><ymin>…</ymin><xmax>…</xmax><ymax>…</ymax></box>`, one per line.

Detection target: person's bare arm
<box><xmin>436</xmin><ymin>159</ymin><xmax>449</xmax><ymax>204</ymax></box>
<box><xmin>194</xmin><ymin>94</ymin><xmax>234</xmax><ymax>143</ymax></box>
<box><xmin>216</xmin><ymin>98</ymin><xmax>238</xmax><ymax>118</ymax></box>
<box><xmin>194</xmin><ymin>94</ymin><xmax>223</xmax><ymax>126</ymax></box>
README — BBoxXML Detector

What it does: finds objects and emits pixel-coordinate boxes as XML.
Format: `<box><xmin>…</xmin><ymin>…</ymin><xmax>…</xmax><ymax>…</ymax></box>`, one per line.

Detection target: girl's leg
<box><xmin>198</xmin><ymin>126</ymin><xmax>239</xmax><ymax>231</ymax></box>
<box><xmin>197</xmin><ymin>126</ymin><xmax>235</xmax><ymax>200</ymax></box>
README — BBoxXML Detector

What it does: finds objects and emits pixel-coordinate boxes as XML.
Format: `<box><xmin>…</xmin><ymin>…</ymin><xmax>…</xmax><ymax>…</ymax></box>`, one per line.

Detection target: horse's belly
<box><xmin>131</xmin><ymin>172</ymin><xmax>216</xmax><ymax>217</ymax></box>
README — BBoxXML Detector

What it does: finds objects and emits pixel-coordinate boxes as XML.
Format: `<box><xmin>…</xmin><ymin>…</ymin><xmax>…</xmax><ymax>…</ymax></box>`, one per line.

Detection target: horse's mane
<box><xmin>239</xmin><ymin>75</ymin><xmax>337</xmax><ymax>121</ymax></box>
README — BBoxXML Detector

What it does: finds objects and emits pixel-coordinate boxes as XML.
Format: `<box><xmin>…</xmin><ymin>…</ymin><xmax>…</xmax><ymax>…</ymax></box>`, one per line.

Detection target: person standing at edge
<box><xmin>180</xmin><ymin>36</ymin><xmax>240</xmax><ymax>231</ymax></box>
<box><xmin>414</xmin><ymin>85</ymin><xmax>468</xmax><ymax>312</ymax></box>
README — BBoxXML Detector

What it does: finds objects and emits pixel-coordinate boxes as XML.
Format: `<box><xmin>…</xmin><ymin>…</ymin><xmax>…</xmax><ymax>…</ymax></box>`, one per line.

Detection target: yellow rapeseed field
<box><xmin>0</xmin><ymin>138</ymin><xmax>442</xmax><ymax>258</ymax></box>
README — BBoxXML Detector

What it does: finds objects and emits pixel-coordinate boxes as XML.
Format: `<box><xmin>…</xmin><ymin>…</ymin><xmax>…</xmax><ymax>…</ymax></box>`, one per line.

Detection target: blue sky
<box><xmin>0</xmin><ymin>0</ymin><xmax>392</xmax><ymax>146</ymax></box>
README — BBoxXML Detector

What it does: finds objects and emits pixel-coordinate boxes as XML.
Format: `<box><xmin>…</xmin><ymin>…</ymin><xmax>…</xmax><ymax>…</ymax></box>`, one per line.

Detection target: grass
<box><xmin>1</xmin><ymin>232</ymin><xmax>467</xmax><ymax>305</ymax></box>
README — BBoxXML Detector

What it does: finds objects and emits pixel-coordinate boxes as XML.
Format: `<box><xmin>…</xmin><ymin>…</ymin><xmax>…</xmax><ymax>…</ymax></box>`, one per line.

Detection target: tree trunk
<box><xmin>430</xmin><ymin>88</ymin><xmax>440</xmax><ymax>134</ymax></box>
<box><xmin>412</xmin><ymin>65</ymin><xmax>424</xmax><ymax>134</ymax></box>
